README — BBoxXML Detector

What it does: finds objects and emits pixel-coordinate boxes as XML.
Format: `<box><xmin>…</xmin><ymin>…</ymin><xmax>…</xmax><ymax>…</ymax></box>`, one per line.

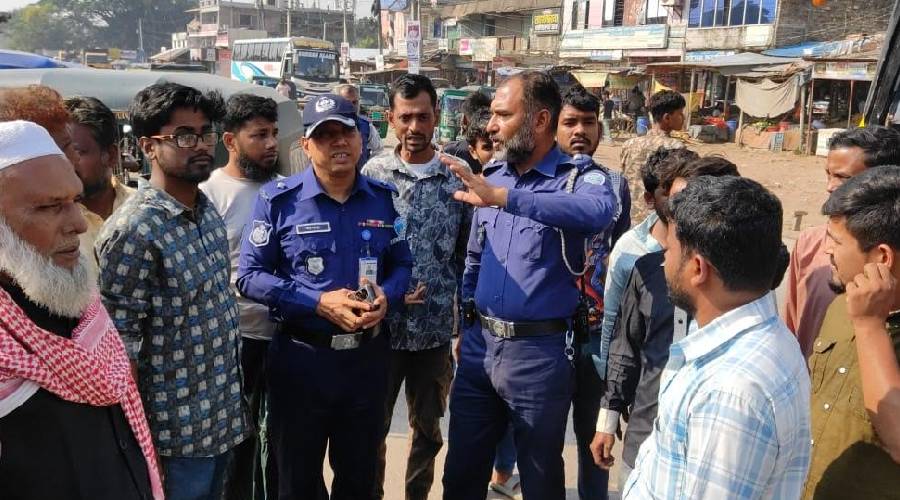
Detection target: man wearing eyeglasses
<box><xmin>95</xmin><ymin>83</ymin><xmax>250</xmax><ymax>500</ymax></box>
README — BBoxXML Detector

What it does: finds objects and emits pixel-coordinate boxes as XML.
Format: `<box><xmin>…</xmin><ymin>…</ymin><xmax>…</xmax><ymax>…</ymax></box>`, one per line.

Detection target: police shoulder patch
<box><xmin>248</xmin><ymin>220</ymin><xmax>272</xmax><ymax>247</ymax></box>
<box><xmin>582</xmin><ymin>171</ymin><xmax>607</xmax><ymax>186</ymax></box>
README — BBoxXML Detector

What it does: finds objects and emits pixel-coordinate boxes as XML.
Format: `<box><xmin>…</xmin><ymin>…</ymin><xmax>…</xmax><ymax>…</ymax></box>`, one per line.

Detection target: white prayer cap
<box><xmin>0</xmin><ymin>120</ymin><xmax>65</xmax><ymax>172</ymax></box>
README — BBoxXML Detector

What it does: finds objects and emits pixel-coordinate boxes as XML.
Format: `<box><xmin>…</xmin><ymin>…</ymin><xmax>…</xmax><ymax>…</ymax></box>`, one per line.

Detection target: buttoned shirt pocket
<box><xmin>518</xmin><ymin>221</ymin><xmax>551</xmax><ymax>261</ymax></box>
<box><xmin>286</xmin><ymin>232</ymin><xmax>337</xmax><ymax>282</ymax></box>
<box><xmin>810</xmin><ymin>338</ymin><xmax>837</xmax><ymax>392</ymax></box>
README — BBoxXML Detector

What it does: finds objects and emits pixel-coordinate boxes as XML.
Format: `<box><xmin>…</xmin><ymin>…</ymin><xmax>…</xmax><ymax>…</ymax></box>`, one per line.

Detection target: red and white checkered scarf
<box><xmin>0</xmin><ymin>288</ymin><xmax>164</xmax><ymax>500</ymax></box>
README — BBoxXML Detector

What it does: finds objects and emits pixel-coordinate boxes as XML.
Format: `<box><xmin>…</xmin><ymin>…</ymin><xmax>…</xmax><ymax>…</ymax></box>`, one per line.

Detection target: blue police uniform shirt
<box><xmin>237</xmin><ymin>166</ymin><xmax>413</xmax><ymax>334</ymax></box>
<box><xmin>462</xmin><ymin>145</ymin><xmax>616</xmax><ymax>322</ymax></box>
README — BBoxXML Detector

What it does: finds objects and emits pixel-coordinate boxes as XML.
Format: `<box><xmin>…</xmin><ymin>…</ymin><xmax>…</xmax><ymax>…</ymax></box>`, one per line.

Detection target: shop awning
<box><xmin>440</xmin><ymin>0</ymin><xmax>559</xmax><ymax>17</ymax></box>
<box><xmin>571</xmin><ymin>70</ymin><xmax>608</xmax><ymax>88</ymax></box>
<box><xmin>643</xmin><ymin>52</ymin><xmax>798</xmax><ymax>76</ymax></box>
<box><xmin>150</xmin><ymin>47</ymin><xmax>189</xmax><ymax>63</ymax></box>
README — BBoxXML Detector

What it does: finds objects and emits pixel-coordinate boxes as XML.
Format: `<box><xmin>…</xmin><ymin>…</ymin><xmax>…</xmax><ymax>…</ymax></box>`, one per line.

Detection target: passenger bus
<box><xmin>231</xmin><ymin>37</ymin><xmax>339</xmax><ymax>103</ymax></box>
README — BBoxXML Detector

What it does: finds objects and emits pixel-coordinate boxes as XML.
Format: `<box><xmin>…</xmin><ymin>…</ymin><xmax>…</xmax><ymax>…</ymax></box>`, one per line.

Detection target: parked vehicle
<box><xmin>438</xmin><ymin>88</ymin><xmax>471</xmax><ymax>143</ymax></box>
<box><xmin>359</xmin><ymin>83</ymin><xmax>390</xmax><ymax>139</ymax></box>
<box><xmin>0</xmin><ymin>68</ymin><xmax>306</xmax><ymax>176</ymax></box>
<box><xmin>864</xmin><ymin>0</ymin><xmax>900</xmax><ymax>127</ymax></box>
<box><xmin>231</xmin><ymin>36</ymin><xmax>339</xmax><ymax>105</ymax></box>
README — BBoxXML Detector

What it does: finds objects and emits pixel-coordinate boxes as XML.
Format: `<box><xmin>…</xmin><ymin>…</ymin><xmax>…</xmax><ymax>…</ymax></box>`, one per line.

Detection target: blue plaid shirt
<box><xmin>624</xmin><ymin>293</ymin><xmax>811</xmax><ymax>499</ymax></box>
<box><xmin>96</xmin><ymin>179</ymin><xmax>249</xmax><ymax>457</ymax></box>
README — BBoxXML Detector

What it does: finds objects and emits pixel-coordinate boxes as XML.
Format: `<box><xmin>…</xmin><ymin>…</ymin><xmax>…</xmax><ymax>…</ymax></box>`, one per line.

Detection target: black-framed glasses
<box><xmin>149</xmin><ymin>131</ymin><xmax>219</xmax><ymax>148</ymax></box>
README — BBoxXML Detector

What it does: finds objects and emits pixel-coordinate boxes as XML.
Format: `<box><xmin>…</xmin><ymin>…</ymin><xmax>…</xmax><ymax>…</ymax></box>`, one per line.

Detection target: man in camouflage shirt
<box><xmin>362</xmin><ymin>74</ymin><xmax>471</xmax><ymax>500</ymax></box>
<box><xmin>620</xmin><ymin>90</ymin><xmax>685</xmax><ymax>222</ymax></box>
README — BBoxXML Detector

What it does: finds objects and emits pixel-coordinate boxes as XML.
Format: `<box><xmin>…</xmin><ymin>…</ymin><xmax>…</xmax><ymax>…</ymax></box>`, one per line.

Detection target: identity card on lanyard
<box><xmin>359</xmin><ymin>228</ymin><xmax>379</xmax><ymax>284</ymax></box>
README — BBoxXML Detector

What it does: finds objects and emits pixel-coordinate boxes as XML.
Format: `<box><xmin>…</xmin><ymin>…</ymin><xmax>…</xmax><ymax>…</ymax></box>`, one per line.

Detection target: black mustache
<box><xmin>189</xmin><ymin>155</ymin><xmax>214</xmax><ymax>163</ymax></box>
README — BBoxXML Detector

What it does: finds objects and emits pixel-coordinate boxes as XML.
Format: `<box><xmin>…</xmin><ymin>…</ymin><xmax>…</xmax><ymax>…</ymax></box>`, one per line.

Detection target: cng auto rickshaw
<box><xmin>359</xmin><ymin>83</ymin><xmax>389</xmax><ymax>139</ymax></box>
<box><xmin>438</xmin><ymin>88</ymin><xmax>470</xmax><ymax>143</ymax></box>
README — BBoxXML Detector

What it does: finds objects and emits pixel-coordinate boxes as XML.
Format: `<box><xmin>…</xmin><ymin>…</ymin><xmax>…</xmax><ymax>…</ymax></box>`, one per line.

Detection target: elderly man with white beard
<box><xmin>0</xmin><ymin>120</ymin><xmax>163</xmax><ymax>500</ymax></box>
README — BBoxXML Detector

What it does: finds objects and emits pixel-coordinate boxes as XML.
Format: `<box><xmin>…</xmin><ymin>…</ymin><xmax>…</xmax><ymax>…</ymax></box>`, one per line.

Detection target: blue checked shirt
<box><xmin>623</xmin><ymin>293</ymin><xmax>811</xmax><ymax>500</ymax></box>
<box><xmin>96</xmin><ymin>179</ymin><xmax>249</xmax><ymax>457</ymax></box>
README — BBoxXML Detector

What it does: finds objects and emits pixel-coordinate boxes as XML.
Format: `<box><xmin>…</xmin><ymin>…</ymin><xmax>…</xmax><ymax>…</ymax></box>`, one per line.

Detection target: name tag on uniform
<box><xmin>296</xmin><ymin>222</ymin><xmax>331</xmax><ymax>235</ymax></box>
<box><xmin>359</xmin><ymin>257</ymin><xmax>378</xmax><ymax>284</ymax></box>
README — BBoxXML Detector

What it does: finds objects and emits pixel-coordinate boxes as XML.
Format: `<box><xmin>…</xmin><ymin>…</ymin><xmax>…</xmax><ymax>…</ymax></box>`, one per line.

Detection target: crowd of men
<box><xmin>0</xmin><ymin>70</ymin><xmax>897</xmax><ymax>500</ymax></box>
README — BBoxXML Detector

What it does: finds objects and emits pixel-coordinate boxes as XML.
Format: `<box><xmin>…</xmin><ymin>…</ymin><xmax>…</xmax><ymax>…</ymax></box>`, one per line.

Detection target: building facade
<box><xmin>558</xmin><ymin>0</ymin><xmax>893</xmax><ymax>65</ymax></box>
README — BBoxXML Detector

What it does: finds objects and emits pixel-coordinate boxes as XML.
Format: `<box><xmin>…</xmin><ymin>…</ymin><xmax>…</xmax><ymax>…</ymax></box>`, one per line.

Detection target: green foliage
<box><xmin>7</xmin><ymin>3</ymin><xmax>79</xmax><ymax>52</ymax></box>
<box><xmin>6</xmin><ymin>0</ymin><xmax>193</xmax><ymax>53</ymax></box>
<box><xmin>354</xmin><ymin>17</ymin><xmax>378</xmax><ymax>48</ymax></box>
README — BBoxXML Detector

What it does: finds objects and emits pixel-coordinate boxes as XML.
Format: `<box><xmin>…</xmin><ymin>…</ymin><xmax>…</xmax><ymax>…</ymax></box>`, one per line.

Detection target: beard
<box><xmin>161</xmin><ymin>154</ymin><xmax>216</xmax><ymax>184</ymax></box>
<box><xmin>827</xmin><ymin>255</ymin><xmax>847</xmax><ymax>294</ymax></box>
<box><xmin>493</xmin><ymin>111</ymin><xmax>536</xmax><ymax>165</ymax></box>
<box><xmin>666</xmin><ymin>260</ymin><xmax>696</xmax><ymax>317</ymax></box>
<box><xmin>827</xmin><ymin>274</ymin><xmax>847</xmax><ymax>294</ymax></box>
<box><xmin>238</xmin><ymin>152</ymin><xmax>278</xmax><ymax>182</ymax></box>
<box><xmin>0</xmin><ymin>216</ymin><xmax>96</xmax><ymax>319</ymax></box>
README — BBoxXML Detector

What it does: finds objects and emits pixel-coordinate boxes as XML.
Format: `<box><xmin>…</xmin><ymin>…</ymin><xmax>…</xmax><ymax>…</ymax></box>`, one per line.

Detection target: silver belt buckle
<box><xmin>492</xmin><ymin>318</ymin><xmax>514</xmax><ymax>339</ymax></box>
<box><xmin>331</xmin><ymin>333</ymin><xmax>361</xmax><ymax>350</ymax></box>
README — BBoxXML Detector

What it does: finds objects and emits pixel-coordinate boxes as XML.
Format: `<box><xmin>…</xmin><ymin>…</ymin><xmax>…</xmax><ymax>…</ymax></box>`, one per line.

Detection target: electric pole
<box><xmin>286</xmin><ymin>0</ymin><xmax>292</xmax><ymax>37</ymax></box>
<box><xmin>342</xmin><ymin>0</ymin><xmax>348</xmax><ymax>44</ymax></box>
<box><xmin>137</xmin><ymin>18</ymin><xmax>145</xmax><ymax>62</ymax></box>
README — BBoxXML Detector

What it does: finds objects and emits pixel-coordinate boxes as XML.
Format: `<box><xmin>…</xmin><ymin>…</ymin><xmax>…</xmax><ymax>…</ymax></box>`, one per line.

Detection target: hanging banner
<box><xmin>407</xmin><ymin>21</ymin><xmax>421</xmax><ymax>74</ymax></box>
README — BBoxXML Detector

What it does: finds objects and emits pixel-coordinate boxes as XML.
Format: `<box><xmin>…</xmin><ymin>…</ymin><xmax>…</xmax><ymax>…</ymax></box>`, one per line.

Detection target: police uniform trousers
<box><xmin>443</xmin><ymin>323</ymin><xmax>574</xmax><ymax>499</ymax></box>
<box><xmin>267</xmin><ymin>329</ymin><xmax>389</xmax><ymax>500</ymax></box>
<box><xmin>572</xmin><ymin>336</ymin><xmax>609</xmax><ymax>500</ymax></box>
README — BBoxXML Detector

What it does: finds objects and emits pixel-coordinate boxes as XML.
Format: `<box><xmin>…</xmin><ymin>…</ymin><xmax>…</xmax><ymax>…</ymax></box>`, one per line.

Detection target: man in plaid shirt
<box><xmin>624</xmin><ymin>176</ymin><xmax>811</xmax><ymax>499</ymax></box>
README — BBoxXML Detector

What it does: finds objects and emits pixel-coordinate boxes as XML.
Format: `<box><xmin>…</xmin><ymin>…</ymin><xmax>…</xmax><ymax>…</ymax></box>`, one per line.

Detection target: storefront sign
<box><xmin>685</xmin><ymin>50</ymin><xmax>736</xmax><ymax>62</ymax></box>
<box><xmin>215</xmin><ymin>33</ymin><xmax>230</xmax><ymax>48</ymax></box>
<box><xmin>471</xmin><ymin>38</ymin><xmax>498</xmax><ymax>62</ymax></box>
<box><xmin>588</xmin><ymin>49</ymin><xmax>623</xmax><ymax>61</ymax></box>
<box><xmin>561</xmin><ymin>25</ymin><xmax>668</xmax><ymax>51</ymax></box>
<box><xmin>458</xmin><ymin>38</ymin><xmax>473</xmax><ymax>55</ymax></box>
<box><xmin>813</xmin><ymin>61</ymin><xmax>876</xmax><ymax>81</ymax></box>
<box><xmin>532</xmin><ymin>10</ymin><xmax>560</xmax><ymax>35</ymax></box>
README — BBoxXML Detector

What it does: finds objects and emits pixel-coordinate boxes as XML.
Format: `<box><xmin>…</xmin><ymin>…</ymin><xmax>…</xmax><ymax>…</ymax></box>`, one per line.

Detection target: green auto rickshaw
<box><xmin>438</xmin><ymin>88</ymin><xmax>471</xmax><ymax>143</ymax></box>
<box><xmin>359</xmin><ymin>83</ymin><xmax>390</xmax><ymax>139</ymax></box>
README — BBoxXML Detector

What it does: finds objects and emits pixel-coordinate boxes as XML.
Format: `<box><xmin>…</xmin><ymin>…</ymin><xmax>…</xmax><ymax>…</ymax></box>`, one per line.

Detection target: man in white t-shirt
<box><xmin>199</xmin><ymin>93</ymin><xmax>282</xmax><ymax>500</ymax></box>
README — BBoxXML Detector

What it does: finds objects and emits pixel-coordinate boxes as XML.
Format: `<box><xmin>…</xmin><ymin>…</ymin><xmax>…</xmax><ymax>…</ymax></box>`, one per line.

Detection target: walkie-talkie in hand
<box><xmin>354</xmin><ymin>282</ymin><xmax>377</xmax><ymax>306</ymax></box>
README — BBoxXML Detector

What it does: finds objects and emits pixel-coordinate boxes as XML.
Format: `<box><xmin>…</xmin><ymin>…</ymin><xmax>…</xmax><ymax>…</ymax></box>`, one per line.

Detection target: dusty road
<box><xmin>366</xmin><ymin>135</ymin><xmax>827</xmax><ymax>499</ymax></box>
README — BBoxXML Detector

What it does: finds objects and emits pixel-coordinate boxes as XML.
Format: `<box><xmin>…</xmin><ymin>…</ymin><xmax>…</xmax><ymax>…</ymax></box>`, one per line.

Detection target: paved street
<box><xmin>324</xmin><ymin>385</ymin><xmax>624</xmax><ymax>499</ymax></box>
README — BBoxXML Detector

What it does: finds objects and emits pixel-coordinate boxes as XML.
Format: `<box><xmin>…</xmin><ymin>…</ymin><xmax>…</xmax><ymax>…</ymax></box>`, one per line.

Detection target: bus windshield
<box><xmin>294</xmin><ymin>50</ymin><xmax>337</xmax><ymax>79</ymax></box>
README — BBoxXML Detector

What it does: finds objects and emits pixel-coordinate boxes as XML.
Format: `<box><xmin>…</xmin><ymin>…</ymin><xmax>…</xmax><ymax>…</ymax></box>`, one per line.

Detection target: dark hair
<box><xmin>129</xmin><ymin>83</ymin><xmax>225</xmax><ymax>138</ymax></box>
<box><xmin>561</xmin><ymin>84</ymin><xmax>600</xmax><ymax>117</ymax></box>
<box><xmin>642</xmin><ymin>147</ymin><xmax>699</xmax><ymax>193</ymax></box>
<box><xmin>223</xmin><ymin>94</ymin><xmax>278</xmax><ymax>132</ymax></box>
<box><xmin>828</xmin><ymin>126</ymin><xmax>900</xmax><ymax>168</ymax></box>
<box><xmin>461</xmin><ymin>90</ymin><xmax>492</xmax><ymax>122</ymax></box>
<box><xmin>465</xmin><ymin>108</ymin><xmax>491</xmax><ymax>148</ymax></box>
<box><xmin>671</xmin><ymin>176</ymin><xmax>783</xmax><ymax>293</ymax></box>
<box><xmin>505</xmin><ymin>71</ymin><xmax>562</xmax><ymax>133</ymax></box>
<box><xmin>389</xmin><ymin>74</ymin><xmax>437</xmax><ymax>109</ymax></box>
<box><xmin>822</xmin><ymin>165</ymin><xmax>900</xmax><ymax>251</ymax></box>
<box><xmin>648</xmin><ymin>90</ymin><xmax>686</xmax><ymax>122</ymax></box>
<box><xmin>64</xmin><ymin>96</ymin><xmax>118</xmax><ymax>149</ymax></box>
<box><xmin>660</xmin><ymin>155</ymin><xmax>739</xmax><ymax>192</ymax></box>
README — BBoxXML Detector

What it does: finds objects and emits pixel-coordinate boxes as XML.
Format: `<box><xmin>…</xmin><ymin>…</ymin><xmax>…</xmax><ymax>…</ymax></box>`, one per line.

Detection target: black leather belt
<box><xmin>281</xmin><ymin>324</ymin><xmax>380</xmax><ymax>350</ymax></box>
<box><xmin>478</xmin><ymin>312</ymin><xmax>568</xmax><ymax>339</ymax></box>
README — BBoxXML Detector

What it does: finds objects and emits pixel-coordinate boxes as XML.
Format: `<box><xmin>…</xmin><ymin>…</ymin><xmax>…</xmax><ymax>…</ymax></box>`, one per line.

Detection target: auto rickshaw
<box><xmin>438</xmin><ymin>88</ymin><xmax>471</xmax><ymax>143</ymax></box>
<box><xmin>359</xmin><ymin>83</ymin><xmax>389</xmax><ymax>139</ymax></box>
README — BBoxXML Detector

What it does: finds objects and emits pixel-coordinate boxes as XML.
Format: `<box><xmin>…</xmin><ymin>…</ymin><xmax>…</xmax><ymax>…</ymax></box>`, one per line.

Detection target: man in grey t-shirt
<box><xmin>200</xmin><ymin>94</ymin><xmax>281</xmax><ymax>500</ymax></box>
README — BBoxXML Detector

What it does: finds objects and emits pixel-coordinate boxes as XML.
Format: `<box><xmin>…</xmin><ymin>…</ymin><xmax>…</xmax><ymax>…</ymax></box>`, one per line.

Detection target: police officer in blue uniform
<box><xmin>442</xmin><ymin>72</ymin><xmax>616</xmax><ymax>499</ymax></box>
<box><xmin>237</xmin><ymin>94</ymin><xmax>413</xmax><ymax>500</ymax></box>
